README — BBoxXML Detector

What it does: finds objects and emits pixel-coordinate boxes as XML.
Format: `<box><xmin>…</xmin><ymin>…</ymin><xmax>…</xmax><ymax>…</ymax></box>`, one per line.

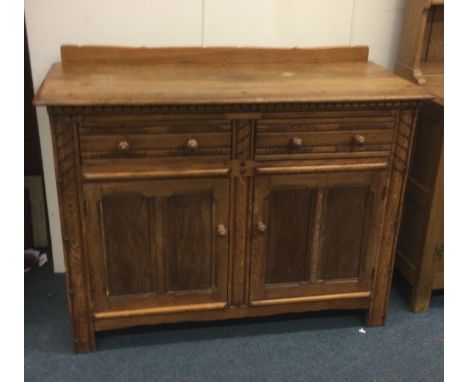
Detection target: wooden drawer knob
<box><xmin>352</xmin><ymin>134</ymin><xmax>366</xmax><ymax>146</ymax></box>
<box><xmin>217</xmin><ymin>224</ymin><xmax>227</xmax><ymax>236</ymax></box>
<box><xmin>291</xmin><ymin>136</ymin><xmax>303</xmax><ymax>147</ymax></box>
<box><xmin>186</xmin><ymin>138</ymin><xmax>199</xmax><ymax>150</ymax></box>
<box><xmin>118</xmin><ymin>140</ymin><xmax>130</xmax><ymax>152</ymax></box>
<box><xmin>257</xmin><ymin>222</ymin><xmax>267</xmax><ymax>233</ymax></box>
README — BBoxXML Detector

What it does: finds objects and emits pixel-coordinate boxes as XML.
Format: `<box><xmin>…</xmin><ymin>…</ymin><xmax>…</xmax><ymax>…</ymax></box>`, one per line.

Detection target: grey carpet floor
<box><xmin>25</xmin><ymin>266</ymin><xmax>443</xmax><ymax>382</ymax></box>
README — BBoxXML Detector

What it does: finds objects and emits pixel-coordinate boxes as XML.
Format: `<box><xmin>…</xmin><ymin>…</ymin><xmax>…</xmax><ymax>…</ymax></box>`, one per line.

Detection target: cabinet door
<box><xmin>250</xmin><ymin>171</ymin><xmax>388</xmax><ymax>303</ymax></box>
<box><xmin>83</xmin><ymin>178</ymin><xmax>229</xmax><ymax>313</ymax></box>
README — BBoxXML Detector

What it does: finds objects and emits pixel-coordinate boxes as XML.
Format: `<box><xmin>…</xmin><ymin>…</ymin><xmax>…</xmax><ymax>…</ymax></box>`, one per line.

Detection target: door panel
<box><xmin>84</xmin><ymin>178</ymin><xmax>229</xmax><ymax>312</ymax></box>
<box><xmin>166</xmin><ymin>193</ymin><xmax>214</xmax><ymax>291</ymax></box>
<box><xmin>101</xmin><ymin>197</ymin><xmax>154</xmax><ymax>296</ymax></box>
<box><xmin>250</xmin><ymin>171</ymin><xmax>388</xmax><ymax>303</ymax></box>
<box><xmin>265</xmin><ymin>189</ymin><xmax>316</xmax><ymax>284</ymax></box>
<box><xmin>319</xmin><ymin>186</ymin><xmax>369</xmax><ymax>280</ymax></box>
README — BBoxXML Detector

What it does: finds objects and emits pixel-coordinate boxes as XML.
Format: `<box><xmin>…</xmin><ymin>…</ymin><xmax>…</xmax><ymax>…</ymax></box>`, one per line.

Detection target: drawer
<box><xmin>255</xmin><ymin>115</ymin><xmax>396</xmax><ymax>160</ymax></box>
<box><xmin>78</xmin><ymin>118</ymin><xmax>232</xmax><ymax>161</ymax></box>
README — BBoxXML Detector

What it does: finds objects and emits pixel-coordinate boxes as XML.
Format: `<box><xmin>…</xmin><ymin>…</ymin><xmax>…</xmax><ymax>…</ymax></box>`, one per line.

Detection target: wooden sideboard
<box><xmin>395</xmin><ymin>0</ymin><xmax>444</xmax><ymax>312</ymax></box>
<box><xmin>35</xmin><ymin>46</ymin><xmax>431</xmax><ymax>352</ymax></box>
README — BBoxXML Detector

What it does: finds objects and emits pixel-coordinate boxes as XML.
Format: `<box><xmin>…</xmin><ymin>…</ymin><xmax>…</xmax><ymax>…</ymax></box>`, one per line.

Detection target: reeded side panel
<box><xmin>319</xmin><ymin>187</ymin><xmax>369</xmax><ymax>280</ymax></box>
<box><xmin>101</xmin><ymin>197</ymin><xmax>154</xmax><ymax>295</ymax></box>
<box><xmin>265</xmin><ymin>189</ymin><xmax>316</xmax><ymax>284</ymax></box>
<box><xmin>166</xmin><ymin>194</ymin><xmax>214</xmax><ymax>291</ymax></box>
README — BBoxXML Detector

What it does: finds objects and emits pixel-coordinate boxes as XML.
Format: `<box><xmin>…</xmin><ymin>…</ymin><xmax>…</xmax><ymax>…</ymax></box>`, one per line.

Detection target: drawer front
<box><xmin>255</xmin><ymin>114</ymin><xmax>396</xmax><ymax>160</ymax></box>
<box><xmin>79</xmin><ymin>118</ymin><xmax>232</xmax><ymax>161</ymax></box>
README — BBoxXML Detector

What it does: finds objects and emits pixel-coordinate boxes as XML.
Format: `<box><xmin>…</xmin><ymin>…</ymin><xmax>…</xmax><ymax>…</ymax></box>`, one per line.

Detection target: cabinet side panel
<box><xmin>265</xmin><ymin>189</ymin><xmax>315</xmax><ymax>284</ymax></box>
<box><xmin>397</xmin><ymin>196</ymin><xmax>427</xmax><ymax>271</ymax></box>
<box><xmin>319</xmin><ymin>187</ymin><xmax>368</xmax><ymax>280</ymax></box>
<box><xmin>101</xmin><ymin>197</ymin><xmax>154</xmax><ymax>295</ymax></box>
<box><xmin>166</xmin><ymin>194</ymin><xmax>213</xmax><ymax>291</ymax></box>
<box><xmin>397</xmin><ymin>102</ymin><xmax>443</xmax><ymax>297</ymax></box>
<box><xmin>409</xmin><ymin>104</ymin><xmax>443</xmax><ymax>189</ymax></box>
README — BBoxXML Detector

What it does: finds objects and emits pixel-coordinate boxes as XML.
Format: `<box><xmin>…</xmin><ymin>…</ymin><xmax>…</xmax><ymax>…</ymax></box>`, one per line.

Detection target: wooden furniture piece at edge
<box><xmin>395</xmin><ymin>0</ymin><xmax>444</xmax><ymax>312</ymax></box>
<box><xmin>35</xmin><ymin>45</ymin><xmax>431</xmax><ymax>352</ymax></box>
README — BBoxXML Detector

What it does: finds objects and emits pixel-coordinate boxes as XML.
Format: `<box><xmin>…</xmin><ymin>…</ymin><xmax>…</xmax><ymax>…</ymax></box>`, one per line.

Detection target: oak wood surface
<box><xmin>83</xmin><ymin>178</ymin><xmax>229</xmax><ymax>313</ymax></box>
<box><xmin>250</xmin><ymin>171</ymin><xmax>387</xmax><ymax>303</ymax></box>
<box><xmin>395</xmin><ymin>0</ymin><xmax>444</xmax><ymax>312</ymax></box>
<box><xmin>166</xmin><ymin>193</ymin><xmax>214</xmax><ymax>291</ymax></box>
<box><xmin>101</xmin><ymin>197</ymin><xmax>154</xmax><ymax>295</ymax></box>
<box><xmin>94</xmin><ymin>293</ymin><xmax>371</xmax><ymax>332</ymax></box>
<box><xmin>40</xmin><ymin>46</ymin><xmax>428</xmax><ymax>351</ymax></box>
<box><xmin>396</xmin><ymin>102</ymin><xmax>444</xmax><ymax>312</ymax></box>
<box><xmin>50</xmin><ymin>116</ymin><xmax>95</xmax><ymax>352</ymax></box>
<box><xmin>60</xmin><ymin>45</ymin><xmax>370</xmax><ymax>65</ymax></box>
<box><xmin>366</xmin><ymin>110</ymin><xmax>418</xmax><ymax>326</ymax></box>
<box><xmin>395</xmin><ymin>0</ymin><xmax>443</xmax><ymax>101</ymax></box>
<box><xmin>319</xmin><ymin>186</ymin><xmax>369</xmax><ymax>280</ymax></box>
<box><xmin>265</xmin><ymin>188</ymin><xmax>316</xmax><ymax>284</ymax></box>
<box><xmin>34</xmin><ymin>47</ymin><xmax>431</xmax><ymax>106</ymax></box>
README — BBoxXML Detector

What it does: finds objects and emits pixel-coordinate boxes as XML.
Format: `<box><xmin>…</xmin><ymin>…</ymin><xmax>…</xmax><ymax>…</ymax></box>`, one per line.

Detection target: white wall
<box><xmin>25</xmin><ymin>0</ymin><xmax>406</xmax><ymax>272</ymax></box>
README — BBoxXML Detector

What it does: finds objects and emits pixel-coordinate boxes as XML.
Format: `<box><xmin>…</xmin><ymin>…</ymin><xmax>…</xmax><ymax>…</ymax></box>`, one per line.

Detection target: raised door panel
<box><xmin>250</xmin><ymin>171</ymin><xmax>387</xmax><ymax>303</ymax></box>
<box><xmin>166</xmin><ymin>193</ymin><xmax>214</xmax><ymax>291</ymax></box>
<box><xmin>84</xmin><ymin>178</ymin><xmax>229</xmax><ymax>312</ymax></box>
<box><xmin>318</xmin><ymin>186</ymin><xmax>369</xmax><ymax>280</ymax></box>
<box><xmin>101</xmin><ymin>197</ymin><xmax>154</xmax><ymax>296</ymax></box>
<box><xmin>265</xmin><ymin>189</ymin><xmax>316</xmax><ymax>284</ymax></box>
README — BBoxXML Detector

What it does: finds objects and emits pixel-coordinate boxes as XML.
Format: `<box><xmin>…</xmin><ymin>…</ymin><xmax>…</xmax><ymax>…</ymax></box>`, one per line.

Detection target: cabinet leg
<box><xmin>67</xmin><ymin>281</ymin><xmax>96</xmax><ymax>353</ymax></box>
<box><xmin>410</xmin><ymin>283</ymin><xmax>432</xmax><ymax>313</ymax></box>
<box><xmin>365</xmin><ymin>306</ymin><xmax>386</xmax><ymax>327</ymax></box>
<box><xmin>366</xmin><ymin>263</ymin><xmax>393</xmax><ymax>327</ymax></box>
<box><xmin>72</xmin><ymin>330</ymin><xmax>96</xmax><ymax>353</ymax></box>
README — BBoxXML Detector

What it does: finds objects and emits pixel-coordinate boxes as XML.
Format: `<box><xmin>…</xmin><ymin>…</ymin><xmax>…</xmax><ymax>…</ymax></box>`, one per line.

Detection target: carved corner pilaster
<box><xmin>367</xmin><ymin>108</ymin><xmax>419</xmax><ymax>326</ymax></box>
<box><xmin>50</xmin><ymin>114</ymin><xmax>96</xmax><ymax>352</ymax></box>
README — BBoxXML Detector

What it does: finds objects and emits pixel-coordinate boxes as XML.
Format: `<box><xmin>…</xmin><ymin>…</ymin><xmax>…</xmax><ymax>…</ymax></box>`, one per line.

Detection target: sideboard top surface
<box><xmin>34</xmin><ymin>46</ymin><xmax>432</xmax><ymax>106</ymax></box>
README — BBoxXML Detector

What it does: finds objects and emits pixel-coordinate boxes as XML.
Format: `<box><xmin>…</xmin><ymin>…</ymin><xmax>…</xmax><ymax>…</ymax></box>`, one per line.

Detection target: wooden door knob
<box><xmin>186</xmin><ymin>138</ymin><xmax>199</xmax><ymax>150</ymax></box>
<box><xmin>352</xmin><ymin>134</ymin><xmax>366</xmax><ymax>145</ymax></box>
<box><xmin>257</xmin><ymin>222</ymin><xmax>267</xmax><ymax>233</ymax></box>
<box><xmin>291</xmin><ymin>136</ymin><xmax>303</xmax><ymax>147</ymax></box>
<box><xmin>217</xmin><ymin>224</ymin><xmax>227</xmax><ymax>236</ymax></box>
<box><xmin>118</xmin><ymin>140</ymin><xmax>130</xmax><ymax>151</ymax></box>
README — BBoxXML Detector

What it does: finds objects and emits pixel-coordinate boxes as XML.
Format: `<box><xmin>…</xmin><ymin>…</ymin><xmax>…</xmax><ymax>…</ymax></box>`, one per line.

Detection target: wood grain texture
<box><xmin>366</xmin><ymin>110</ymin><xmax>418</xmax><ymax>326</ymax></box>
<box><xmin>40</xmin><ymin>46</ymin><xmax>429</xmax><ymax>351</ymax></box>
<box><xmin>34</xmin><ymin>47</ymin><xmax>431</xmax><ymax>106</ymax></box>
<box><xmin>250</xmin><ymin>291</ymin><xmax>371</xmax><ymax>307</ymax></box>
<box><xmin>60</xmin><ymin>45</ymin><xmax>370</xmax><ymax>65</ymax></box>
<box><xmin>78</xmin><ymin>119</ymin><xmax>232</xmax><ymax>162</ymax></box>
<box><xmin>397</xmin><ymin>102</ymin><xmax>444</xmax><ymax>312</ymax></box>
<box><xmin>410</xmin><ymin>144</ymin><xmax>443</xmax><ymax>311</ymax></box>
<box><xmin>395</xmin><ymin>0</ymin><xmax>443</xmax><ymax>102</ymax></box>
<box><xmin>166</xmin><ymin>194</ymin><xmax>214</xmax><ymax>291</ymax></box>
<box><xmin>82</xmin><ymin>167</ymin><xmax>230</xmax><ymax>181</ymax></box>
<box><xmin>101</xmin><ymin>197</ymin><xmax>154</xmax><ymax>295</ymax></box>
<box><xmin>255</xmin><ymin>162</ymin><xmax>388</xmax><ymax>175</ymax></box>
<box><xmin>50</xmin><ymin>116</ymin><xmax>95</xmax><ymax>352</ymax></box>
<box><xmin>250</xmin><ymin>171</ymin><xmax>385</xmax><ymax>304</ymax></box>
<box><xmin>255</xmin><ymin>128</ymin><xmax>394</xmax><ymax>160</ymax></box>
<box><xmin>319</xmin><ymin>187</ymin><xmax>369</xmax><ymax>280</ymax></box>
<box><xmin>83</xmin><ymin>178</ymin><xmax>229</xmax><ymax>315</ymax></box>
<box><xmin>395</xmin><ymin>0</ymin><xmax>444</xmax><ymax>312</ymax></box>
<box><xmin>94</xmin><ymin>302</ymin><xmax>227</xmax><ymax>320</ymax></box>
<box><xmin>94</xmin><ymin>293</ymin><xmax>371</xmax><ymax>332</ymax></box>
<box><xmin>265</xmin><ymin>189</ymin><xmax>316</xmax><ymax>284</ymax></box>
